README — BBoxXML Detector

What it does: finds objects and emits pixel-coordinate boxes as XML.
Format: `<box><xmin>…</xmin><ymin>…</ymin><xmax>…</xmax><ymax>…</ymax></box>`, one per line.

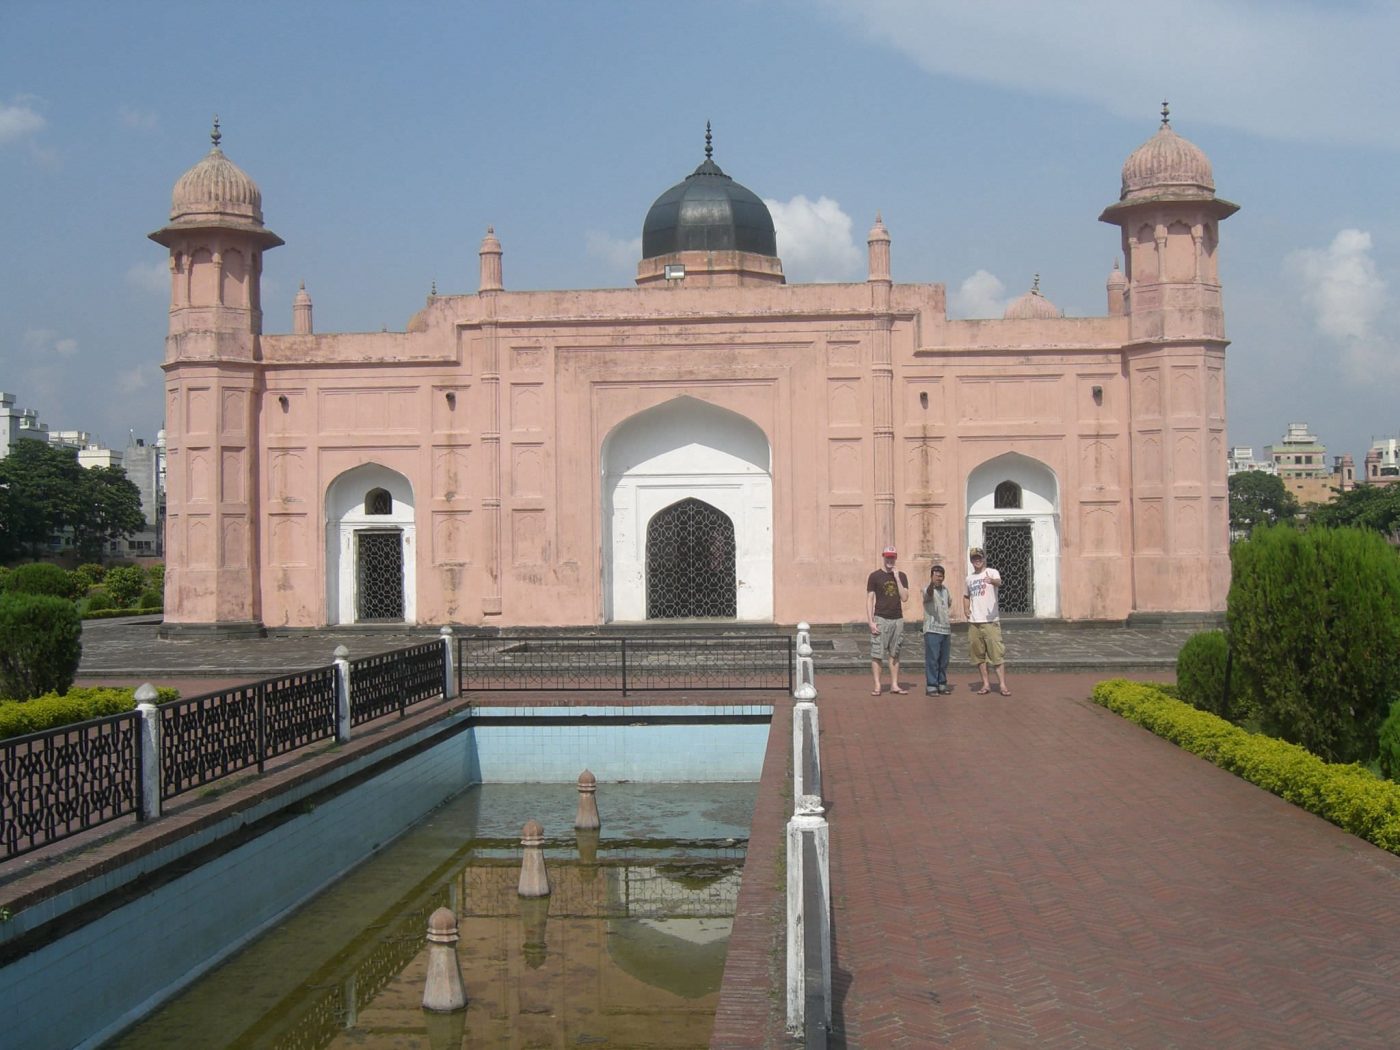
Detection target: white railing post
<box><xmin>440</xmin><ymin>625</ymin><xmax>458</xmax><ymax>700</ymax></box>
<box><xmin>334</xmin><ymin>645</ymin><xmax>352</xmax><ymax>743</ymax></box>
<box><xmin>786</xmin><ymin>794</ymin><xmax>832</xmax><ymax>1037</ymax></box>
<box><xmin>135</xmin><ymin>683</ymin><xmax>162</xmax><ymax>821</ymax></box>
<box><xmin>793</xmin><ymin>621</ymin><xmax>817</xmax><ymax>701</ymax></box>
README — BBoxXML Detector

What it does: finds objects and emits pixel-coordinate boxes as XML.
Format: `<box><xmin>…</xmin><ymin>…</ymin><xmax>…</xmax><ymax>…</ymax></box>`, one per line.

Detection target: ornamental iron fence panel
<box><xmin>264</xmin><ymin>666</ymin><xmax>339</xmax><ymax>761</ymax></box>
<box><xmin>458</xmin><ymin>634</ymin><xmax>793</xmax><ymax>694</ymax></box>
<box><xmin>349</xmin><ymin>641</ymin><xmax>445</xmax><ymax>726</ymax></box>
<box><xmin>161</xmin><ymin>682</ymin><xmax>264</xmax><ymax>798</ymax></box>
<box><xmin>0</xmin><ymin>710</ymin><xmax>140</xmax><ymax>860</ymax></box>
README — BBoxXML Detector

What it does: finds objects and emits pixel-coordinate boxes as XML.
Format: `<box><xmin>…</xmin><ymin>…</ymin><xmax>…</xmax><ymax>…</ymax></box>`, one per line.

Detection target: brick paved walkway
<box><xmin>812</xmin><ymin>672</ymin><xmax>1400</xmax><ymax>1049</ymax></box>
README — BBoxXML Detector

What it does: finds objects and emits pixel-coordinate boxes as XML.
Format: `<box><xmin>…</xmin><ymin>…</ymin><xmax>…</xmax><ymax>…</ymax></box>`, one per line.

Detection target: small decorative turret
<box><xmin>479</xmin><ymin>226</ymin><xmax>503</xmax><ymax>292</ymax></box>
<box><xmin>867</xmin><ymin>213</ymin><xmax>891</xmax><ymax>283</ymax></box>
<box><xmin>292</xmin><ymin>281</ymin><xmax>313</xmax><ymax>334</ymax></box>
<box><xmin>1106</xmin><ymin>259</ymin><xmax>1127</xmax><ymax>317</ymax></box>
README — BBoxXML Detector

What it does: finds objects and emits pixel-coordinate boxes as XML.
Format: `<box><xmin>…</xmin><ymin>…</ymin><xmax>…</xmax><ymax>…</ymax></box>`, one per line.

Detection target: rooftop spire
<box><xmin>705</xmin><ymin>120</ymin><xmax>713</xmax><ymax>161</ymax></box>
<box><xmin>211</xmin><ymin>114</ymin><xmax>222</xmax><ymax>151</ymax></box>
<box><xmin>1160</xmin><ymin>100</ymin><xmax>1170</xmax><ymax>127</ymax></box>
<box><xmin>1032</xmin><ymin>273</ymin><xmax>1041</xmax><ymax>293</ymax></box>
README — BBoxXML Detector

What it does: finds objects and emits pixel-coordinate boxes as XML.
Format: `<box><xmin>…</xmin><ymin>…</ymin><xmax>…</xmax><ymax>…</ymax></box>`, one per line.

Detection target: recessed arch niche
<box><xmin>966</xmin><ymin>452</ymin><xmax>1059</xmax><ymax>617</ymax></box>
<box><xmin>602</xmin><ymin>396</ymin><xmax>772</xmax><ymax>621</ymax></box>
<box><xmin>325</xmin><ymin>464</ymin><xmax>416</xmax><ymax>624</ymax></box>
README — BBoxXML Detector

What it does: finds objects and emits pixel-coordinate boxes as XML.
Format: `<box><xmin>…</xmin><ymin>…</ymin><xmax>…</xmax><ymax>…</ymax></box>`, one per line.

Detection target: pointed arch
<box><xmin>966</xmin><ymin>453</ymin><xmax>1059</xmax><ymax>617</ymax></box>
<box><xmin>602</xmin><ymin>396</ymin><xmax>772</xmax><ymax>621</ymax></box>
<box><xmin>325</xmin><ymin>464</ymin><xmax>417</xmax><ymax>624</ymax></box>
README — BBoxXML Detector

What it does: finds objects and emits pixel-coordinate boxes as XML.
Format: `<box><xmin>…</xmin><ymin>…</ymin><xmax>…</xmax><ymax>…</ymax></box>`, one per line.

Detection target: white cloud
<box><xmin>115</xmin><ymin>366</ymin><xmax>152</xmax><ymax>395</ymax></box>
<box><xmin>764</xmin><ymin>195</ymin><xmax>863</xmax><ymax>282</ymax></box>
<box><xmin>948</xmin><ymin>269</ymin><xmax>1007</xmax><ymax>319</ymax></box>
<box><xmin>126</xmin><ymin>260</ymin><xmax>169</xmax><ymax>294</ymax></box>
<box><xmin>586</xmin><ymin>231</ymin><xmax>642</xmax><ymax>273</ymax></box>
<box><xmin>1286</xmin><ymin>229</ymin><xmax>1397</xmax><ymax>379</ymax></box>
<box><xmin>119</xmin><ymin>105</ymin><xmax>158</xmax><ymax>131</ymax></box>
<box><xmin>0</xmin><ymin>99</ymin><xmax>45</xmax><ymax>145</ymax></box>
<box><xmin>23</xmin><ymin>328</ymin><xmax>78</xmax><ymax>358</ymax></box>
<box><xmin>819</xmin><ymin>0</ymin><xmax>1400</xmax><ymax>148</ymax></box>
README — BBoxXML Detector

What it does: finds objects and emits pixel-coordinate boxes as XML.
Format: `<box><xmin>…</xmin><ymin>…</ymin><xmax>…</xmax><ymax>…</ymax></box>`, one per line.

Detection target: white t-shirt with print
<box><xmin>965</xmin><ymin>568</ymin><xmax>1002</xmax><ymax>623</ymax></box>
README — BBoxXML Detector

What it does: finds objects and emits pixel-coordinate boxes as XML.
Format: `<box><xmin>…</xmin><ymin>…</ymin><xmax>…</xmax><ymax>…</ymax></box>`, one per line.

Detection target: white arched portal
<box><xmin>325</xmin><ymin>464</ymin><xmax>417</xmax><ymax>625</ymax></box>
<box><xmin>966</xmin><ymin>453</ymin><xmax>1059</xmax><ymax>617</ymax></box>
<box><xmin>603</xmin><ymin>397</ymin><xmax>773</xmax><ymax>621</ymax></box>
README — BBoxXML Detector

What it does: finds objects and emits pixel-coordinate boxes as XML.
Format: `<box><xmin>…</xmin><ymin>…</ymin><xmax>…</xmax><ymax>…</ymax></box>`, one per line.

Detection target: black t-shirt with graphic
<box><xmin>866</xmin><ymin>569</ymin><xmax>908</xmax><ymax>619</ymax></box>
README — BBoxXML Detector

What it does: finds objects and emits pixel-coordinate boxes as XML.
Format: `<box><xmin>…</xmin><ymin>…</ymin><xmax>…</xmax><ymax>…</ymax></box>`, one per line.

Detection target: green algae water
<box><xmin>108</xmin><ymin>782</ymin><xmax>756</xmax><ymax>1049</ymax></box>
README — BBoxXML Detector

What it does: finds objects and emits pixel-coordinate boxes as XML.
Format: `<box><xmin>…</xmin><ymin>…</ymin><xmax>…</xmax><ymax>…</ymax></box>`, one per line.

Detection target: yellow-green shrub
<box><xmin>0</xmin><ymin>685</ymin><xmax>179</xmax><ymax>740</ymax></box>
<box><xmin>1094</xmin><ymin>679</ymin><xmax>1400</xmax><ymax>855</ymax></box>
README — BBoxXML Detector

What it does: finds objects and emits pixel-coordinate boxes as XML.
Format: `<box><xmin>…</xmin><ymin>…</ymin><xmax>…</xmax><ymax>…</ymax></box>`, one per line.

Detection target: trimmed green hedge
<box><xmin>1094</xmin><ymin>679</ymin><xmax>1400</xmax><ymax>855</ymax></box>
<box><xmin>80</xmin><ymin>606</ymin><xmax>163</xmax><ymax>621</ymax></box>
<box><xmin>0</xmin><ymin>685</ymin><xmax>179</xmax><ymax>740</ymax></box>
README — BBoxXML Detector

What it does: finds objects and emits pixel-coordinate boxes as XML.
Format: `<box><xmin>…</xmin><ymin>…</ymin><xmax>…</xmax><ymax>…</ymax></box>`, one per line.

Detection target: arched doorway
<box><xmin>966</xmin><ymin>453</ymin><xmax>1059</xmax><ymax>617</ymax></box>
<box><xmin>646</xmin><ymin>498</ymin><xmax>738</xmax><ymax>618</ymax></box>
<box><xmin>602</xmin><ymin>397</ymin><xmax>772</xmax><ymax>621</ymax></box>
<box><xmin>325</xmin><ymin>465</ymin><xmax>416</xmax><ymax>625</ymax></box>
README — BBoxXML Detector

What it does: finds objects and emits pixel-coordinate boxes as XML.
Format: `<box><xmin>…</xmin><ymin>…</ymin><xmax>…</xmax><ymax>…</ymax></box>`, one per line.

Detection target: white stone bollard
<box><xmin>135</xmin><ymin>684</ymin><xmax>162</xmax><ymax>821</ymax></box>
<box><xmin>334</xmin><ymin>645</ymin><xmax>351</xmax><ymax>743</ymax></box>
<box><xmin>794</xmin><ymin>622</ymin><xmax>817</xmax><ymax>701</ymax></box>
<box><xmin>440</xmin><ymin>625</ymin><xmax>458</xmax><ymax>700</ymax></box>
<box><xmin>786</xmin><ymin>794</ymin><xmax>832</xmax><ymax>1037</ymax></box>
<box><xmin>792</xmin><ymin>699</ymin><xmax>821</xmax><ymax>803</ymax></box>
<box><xmin>518</xmin><ymin>819</ymin><xmax>551</xmax><ymax>898</ymax></box>
<box><xmin>574</xmin><ymin>769</ymin><xmax>601</xmax><ymax>830</ymax></box>
<box><xmin>421</xmin><ymin>906</ymin><xmax>467</xmax><ymax>1012</ymax></box>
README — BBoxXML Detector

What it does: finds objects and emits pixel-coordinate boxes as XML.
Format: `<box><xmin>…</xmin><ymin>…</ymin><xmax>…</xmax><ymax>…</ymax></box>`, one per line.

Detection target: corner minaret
<box><xmin>293</xmin><ymin>281</ymin><xmax>313</xmax><ymax>334</ymax></box>
<box><xmin>149</xmin><ymin>119</ymin><xmax>282</xmax><ymax>636</ymax></box>
<box><xmin>1099</xmin><ymin>104</ymin><xmax>1239</xmax><ymax>612</ymax></box>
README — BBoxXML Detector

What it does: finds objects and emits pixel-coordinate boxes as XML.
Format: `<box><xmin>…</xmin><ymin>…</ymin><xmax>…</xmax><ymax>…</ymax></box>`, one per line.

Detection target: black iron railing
<box><xmin>458</xmin><ymin>634</ymin><xmax>793</xmax><ymax>694</ymax></box>
<box><xmin>0</xmin><ymin>639</ymin><xmax>449</xmax><ymax>860</ymax></box>
<box><xmin>0</xmin><ymin>710</ymin><xmax>141</xmax><ymax>860</ymax></box>
<box><xmin>349</xmin><ymin>641</ymin><xmax>445</xmax><ymax>726</ymax></box>
<box><xmin>161</xmin><ymin>666</ymin><xmax>338</xmax><ymax>799</ymax></box>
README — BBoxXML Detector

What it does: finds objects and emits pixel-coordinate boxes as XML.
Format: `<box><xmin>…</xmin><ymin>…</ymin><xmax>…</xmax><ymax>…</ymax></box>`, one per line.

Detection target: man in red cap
<box><xmin>866</xmin><ymin>545</ymin><xmax>910</xmax><ymax>694</ymax></box>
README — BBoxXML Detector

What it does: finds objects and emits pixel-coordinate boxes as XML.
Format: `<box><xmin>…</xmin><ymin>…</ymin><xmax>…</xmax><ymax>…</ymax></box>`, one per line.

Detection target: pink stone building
<box><xmin>151</xmin><ymin>113</ymin><xmax>1236</xmax><ymax>634</ymax></box>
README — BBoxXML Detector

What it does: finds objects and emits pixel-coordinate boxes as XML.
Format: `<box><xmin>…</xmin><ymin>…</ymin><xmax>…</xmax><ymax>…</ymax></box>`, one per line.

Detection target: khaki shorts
<box><xmin>871</xmin><ymin>616</ymin><xmax>905</xmax><ymax>661</ymax></box>
<box><xmin>968</xmin><ymin>621</ymin><xmax>1005</xmax><ymax>666</ymax></box>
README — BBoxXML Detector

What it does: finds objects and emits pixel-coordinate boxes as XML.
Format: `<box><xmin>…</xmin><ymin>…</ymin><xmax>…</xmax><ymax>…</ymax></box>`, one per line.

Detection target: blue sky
<box><xmin>3</xmin><ymin>0</ymin><xmax>1397</xmax><ymax>465</ymax></box>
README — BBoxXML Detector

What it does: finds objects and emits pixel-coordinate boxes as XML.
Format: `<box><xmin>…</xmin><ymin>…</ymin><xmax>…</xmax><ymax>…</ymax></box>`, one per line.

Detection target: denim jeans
<box><xmin>923</xmin><ymin>631</ymin><xmax>950</xmax><ymax>688</ymax></box>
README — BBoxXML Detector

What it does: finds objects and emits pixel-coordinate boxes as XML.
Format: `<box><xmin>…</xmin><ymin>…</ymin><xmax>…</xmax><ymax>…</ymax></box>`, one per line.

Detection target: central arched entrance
<box><xmin>325</xmin><ymin>465</ymin><xmax>416</xmax><ymax>625</ymax></box>
<box><xmin>603</xmin><ymin>396</ymin><xmax>772</xmax><ymax>621</ymax></box>
<box><xmin>646</xmin><ymin>497</ymin><xmax>738</xmax><ymax>618</ymax></box>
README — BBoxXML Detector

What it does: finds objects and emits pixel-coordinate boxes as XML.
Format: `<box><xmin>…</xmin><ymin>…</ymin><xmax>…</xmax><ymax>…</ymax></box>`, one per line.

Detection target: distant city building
<box><xmin>1364</xmin><ymin>437</ymin><xmax>1400</xmax><ymax>487</ymax></box>
<box><xmin>1263</xmin><ymin>423</ymin><xmax>1352</xmax><ymax>504</ymax></box>
<box><xmin>0</xmin><ymin>390</ymin><xmax>165</xmax><ymax>559</ymax></box>
<box><xmin>1226</xmin><ymin>446</ymin><xmax>1276</xmax><ymax>476</ymax></box>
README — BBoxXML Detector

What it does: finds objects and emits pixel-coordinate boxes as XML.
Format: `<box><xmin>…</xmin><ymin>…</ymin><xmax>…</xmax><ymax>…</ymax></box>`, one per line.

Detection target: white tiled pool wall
<box><xmin>470</xmin><ymin>705</ymin><xmax>773</xmax><ymax>782</ymax></box>
<box><xmin>3</xmin><ymin>707</ymin><xmax>773</xmax><ymax>1050</ymax></box>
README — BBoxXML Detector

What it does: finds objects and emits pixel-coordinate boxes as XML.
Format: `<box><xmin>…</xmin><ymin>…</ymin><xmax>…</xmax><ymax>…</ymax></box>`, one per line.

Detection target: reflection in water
<box><xmin>109</xmin><ymin>783</ymin><xmax>754</xmax><ymax>1049</ymax></box>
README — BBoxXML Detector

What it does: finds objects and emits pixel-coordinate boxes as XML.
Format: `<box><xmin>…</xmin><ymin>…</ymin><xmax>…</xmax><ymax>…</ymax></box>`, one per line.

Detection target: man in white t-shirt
<box><xmin>963</xmin><ymin>547</ymin><xmax>1010</xmax><ymax>696</ymax></box>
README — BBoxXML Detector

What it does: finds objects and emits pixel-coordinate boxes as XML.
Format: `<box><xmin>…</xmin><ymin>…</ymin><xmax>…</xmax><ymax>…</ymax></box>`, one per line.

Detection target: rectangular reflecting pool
<box><xmin>108</xmin><ymin>781</ymin><xmax>758</xmax><ymax>1049</ymax></box>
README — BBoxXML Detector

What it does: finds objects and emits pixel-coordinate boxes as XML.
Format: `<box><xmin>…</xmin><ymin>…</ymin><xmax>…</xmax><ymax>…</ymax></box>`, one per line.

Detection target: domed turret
<box><xmin>1117</xmin><ymin>103</ymin><xmax>1215</xmax><ymax>203</ymax></box>
<box><xmin>1106</xmin><ymin>259</ymin><xmax>1128</xmax><ymax>316</ymax></box>
<box><xmin>1003</xmin><ymin>275</ymin><xmax>1061</xmax><ymax>320</ymax></box>
<box><xmin>152</xmin><ymin>118</ymin><xmax>282</xmax><ymax>249</ymax></box>
<box><xmin>641</xmin><ymin>123</ymin><xmax>777</xmax><ymax>258</ymax></box>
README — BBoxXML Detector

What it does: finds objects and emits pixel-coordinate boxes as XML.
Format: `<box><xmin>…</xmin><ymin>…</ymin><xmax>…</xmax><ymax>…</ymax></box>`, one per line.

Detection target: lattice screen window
<box><xmin>994</xmin><ymin>480</ymin><xmax>1022</xmax><ymax>509</ymax></box>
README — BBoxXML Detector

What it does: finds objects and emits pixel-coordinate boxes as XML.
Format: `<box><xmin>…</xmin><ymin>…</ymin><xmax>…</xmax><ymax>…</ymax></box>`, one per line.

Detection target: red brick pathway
<box><xmin>812</xmin><ymin>672</ymin><xmax>1400</xmax><ymax>1049</ymax></box>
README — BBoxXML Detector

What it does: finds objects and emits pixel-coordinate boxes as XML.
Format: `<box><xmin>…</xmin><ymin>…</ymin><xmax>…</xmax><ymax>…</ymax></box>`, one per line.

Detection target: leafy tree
<box><xmin>71</xmin><ymin>465</ymin><xmax>145</xmax><ymax>563</ymax></box>
<box><xmin>1306</xmin><ymin>483</ymin><xmax>1400</xmax><ymax>536</ymax></box>
<box><xmin>0</xmin><ymin>441</ymin><xmax>145</xmax><ymax>563</ymax></box>
<box><xmin>1227</xmin><ymin>525</ymin><xmax>1400</xmax><ymax>764</ymax></box>
<box><xmin>0</xmin><ymin>439</ymin><xmax>83</xmax><ymax>560</ymax></box>
<box><xmin>1228</xmin><ymin>470</ymin><xmax>1299</xmax><ymax>537</ymax></box>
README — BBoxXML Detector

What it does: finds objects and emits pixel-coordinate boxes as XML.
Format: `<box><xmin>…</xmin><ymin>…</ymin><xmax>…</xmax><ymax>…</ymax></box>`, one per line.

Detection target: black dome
<box><xmin>642</xmin><ymin>131</ymin><xmax>777</xmax><ymax>259</ymax></box>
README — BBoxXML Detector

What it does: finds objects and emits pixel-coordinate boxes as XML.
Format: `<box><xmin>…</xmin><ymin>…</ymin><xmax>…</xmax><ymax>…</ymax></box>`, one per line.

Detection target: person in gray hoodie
<box><xmin>922</xmin><ymin>564</ymin><xmax>953</xmax><ymax>695</ymax></box>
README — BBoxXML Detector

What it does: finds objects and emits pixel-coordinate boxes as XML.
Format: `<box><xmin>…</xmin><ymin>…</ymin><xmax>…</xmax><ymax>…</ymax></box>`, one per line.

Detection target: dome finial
<box><xmin>1032</xmin><ymin>273</ymin><xmax>1041</xmax><ymax>294</ymax></box>
<box><xmin>211</xmin><ymin>115</ymin><xmax>222</xmax><ymax>151</ymax></box>
<box><xmin>1160</xmin><ymin>100</ymin><xmax>1170</xmax><ymax>127</ymax></box>
<box><xmin>705</xmin><ymin>120</ymin><xmax>713</xmax><ymax>161</ymax></box>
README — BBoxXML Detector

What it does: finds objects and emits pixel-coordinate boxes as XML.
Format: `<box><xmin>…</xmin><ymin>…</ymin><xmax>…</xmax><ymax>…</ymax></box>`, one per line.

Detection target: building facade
<box><xmin>152</xmin><ymin>115</ymin><xmax>1237</xmax><ymax>633</ymax></box>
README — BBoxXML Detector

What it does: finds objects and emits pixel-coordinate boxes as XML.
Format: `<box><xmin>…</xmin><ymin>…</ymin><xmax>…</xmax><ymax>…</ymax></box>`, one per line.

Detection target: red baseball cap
<box><xmin>881</xmin><ymin>546</ymin><xmax>898</xmax><ymax>558</ymax></box>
